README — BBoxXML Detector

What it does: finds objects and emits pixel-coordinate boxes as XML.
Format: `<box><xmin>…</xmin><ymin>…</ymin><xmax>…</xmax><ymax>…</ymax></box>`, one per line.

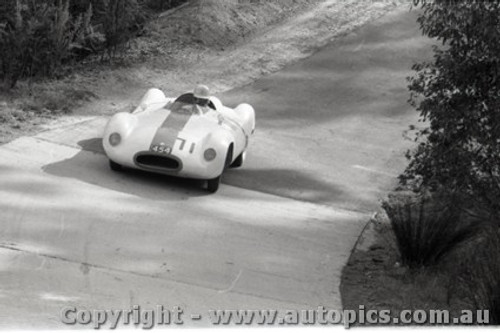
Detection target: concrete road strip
<box><xmin>0</xmin><ymin>7</ymin><xmax>433</xmax><ymax>328</ymax></box>
<box><xmin>0</xmin><ymin>136</ymin><xmax>367</xmax><ymax>328</ymax></box>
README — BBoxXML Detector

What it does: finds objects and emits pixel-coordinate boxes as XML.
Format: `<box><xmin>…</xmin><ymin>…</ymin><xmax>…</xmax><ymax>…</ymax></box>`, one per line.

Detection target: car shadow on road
<box><xmin>42</xmin><ymin>138</ymin><xmax>211</xmax><ymax>200</ymax></box>
<box><xmin>224</xmin><ymin>167</ymin><xmax>373</xmax><ymax>211</ymax></box>
<box><xmin>41</xmin><ymin>138</ymin><xmax>364</xmax><ymax>207</ymax></box>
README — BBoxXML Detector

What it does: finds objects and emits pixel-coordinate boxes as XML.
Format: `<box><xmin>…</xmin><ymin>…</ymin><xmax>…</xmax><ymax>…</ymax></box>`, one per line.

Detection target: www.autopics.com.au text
<box><xmin>60</xmin><ymin>305</ymin><xmax>489</xmax><ymax>329</ymax></box>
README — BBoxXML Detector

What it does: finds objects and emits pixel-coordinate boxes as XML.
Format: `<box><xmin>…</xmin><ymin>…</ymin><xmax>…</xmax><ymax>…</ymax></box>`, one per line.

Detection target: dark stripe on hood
<box><xmin>150</xmin><ymin>110</ymin><xmax>192</xmax><ymax>151</ymax></box>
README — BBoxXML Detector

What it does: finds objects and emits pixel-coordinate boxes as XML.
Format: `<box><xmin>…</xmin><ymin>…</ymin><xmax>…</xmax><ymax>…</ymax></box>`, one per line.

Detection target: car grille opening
<box><xmin>135</xmin><ymin>154</ymin><xmax>180</xmax><ymax>170</ymax></box>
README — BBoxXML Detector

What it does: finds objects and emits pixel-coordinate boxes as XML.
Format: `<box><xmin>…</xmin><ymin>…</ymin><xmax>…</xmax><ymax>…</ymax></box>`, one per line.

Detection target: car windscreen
<box><xmin>170</xmin><ymin>101</ymin><xmax>198</xmax><ymax>114</ymax></box>
<box><xmin>173</xmin><ymin>93</ymin><xmax>216</xmax><ymax>111</ymax></box>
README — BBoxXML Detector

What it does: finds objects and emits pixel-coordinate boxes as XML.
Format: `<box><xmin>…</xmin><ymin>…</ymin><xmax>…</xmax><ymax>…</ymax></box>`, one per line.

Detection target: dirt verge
<box><xmin>0</xmin><ymin>0</ymin><xmax>405</xmax><ymax>143</ymax></box>
<box><xmin>340</xmin><ymin>211</ymin><xmax>476</xmax><ymax>327</ymax></box>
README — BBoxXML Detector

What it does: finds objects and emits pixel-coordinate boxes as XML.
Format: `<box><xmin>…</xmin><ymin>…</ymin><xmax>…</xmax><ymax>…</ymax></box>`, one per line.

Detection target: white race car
<box><xmin>102</xmin><ymin>88</ymin><xmax>255</xmax><ymax>192</ymax></box>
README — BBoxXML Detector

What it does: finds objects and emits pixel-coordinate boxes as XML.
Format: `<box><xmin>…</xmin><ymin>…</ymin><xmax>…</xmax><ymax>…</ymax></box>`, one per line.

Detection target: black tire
<box><xmin>109</xmin><ymin>159</ymin><xmax>123</xmax><ymax>172</ymax></box>
<box><xmin>206</xmin><ymin>147</ymin><xmax>231</xmax><ymax>193</ymax></box>
<box><xmin>224</xmin><ymin>146</ymin><xmax>233</xmax><ymax>170</ymax></box>
<box><xmin>207</xmin><ymin>176</ymin><xmax>221</xmax><ymax>193</ymax></box>
<box><xmin>230</xmin><ymin>152</ymin><xmax>245</xmax><ymax>168</ymax></box>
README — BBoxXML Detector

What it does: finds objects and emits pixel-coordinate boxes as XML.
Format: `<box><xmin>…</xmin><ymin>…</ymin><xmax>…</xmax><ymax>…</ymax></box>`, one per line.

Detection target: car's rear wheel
<box><xmin>109</xmin><ymin>159</ymin><xmax>123</xmax><ymax>172</ymax></box>
<box><xmin>207</xmin><ymin>176</ymin><xmax>221</xmax><ymax>193</ymax></box>
<box><xmin>231</xmin><ymin>151</ymin><xmax>246</xmax><ymax>168</ymax></box>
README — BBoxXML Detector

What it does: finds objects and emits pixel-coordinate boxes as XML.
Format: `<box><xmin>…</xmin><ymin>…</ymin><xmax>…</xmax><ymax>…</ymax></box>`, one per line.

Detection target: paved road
<box><xmin>221</xmin><ymin>7</ymin><xmax>432</xmax><ymax>212</ymax></box>
<box><xmin>0</xmin><ymin>8</ymin><xmax>431</xmax><ymax>329</ymax></box>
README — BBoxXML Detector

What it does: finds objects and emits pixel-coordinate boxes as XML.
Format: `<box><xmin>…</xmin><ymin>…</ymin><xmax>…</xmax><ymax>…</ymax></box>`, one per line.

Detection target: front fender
<box><xmin>102</xmin><ymin>112</ymin><xmax>137</xmax><ymax>152</ymax></box>
<box><xmin>201</xmin><ymin>132</ymin><xmax>233</xmax><ymax>176</ymax></box>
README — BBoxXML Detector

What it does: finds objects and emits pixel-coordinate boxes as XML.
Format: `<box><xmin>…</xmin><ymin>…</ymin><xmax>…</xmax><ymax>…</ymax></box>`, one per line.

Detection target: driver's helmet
<box><xmin>193</xmin><ymin>85</ymin><xmax>210</xmax><ymax>105</ymax></box>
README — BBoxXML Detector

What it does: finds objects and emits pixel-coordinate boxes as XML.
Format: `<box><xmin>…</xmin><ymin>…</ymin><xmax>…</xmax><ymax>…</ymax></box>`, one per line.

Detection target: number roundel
<box><xmin>150</xmin><ymin>144</ymin><xmax>172</xmax><ymax>155</ymax></box>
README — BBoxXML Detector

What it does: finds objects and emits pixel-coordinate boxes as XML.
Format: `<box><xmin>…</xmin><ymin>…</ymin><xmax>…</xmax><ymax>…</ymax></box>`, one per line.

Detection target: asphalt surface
<box><xmin>0</xmin><ymin>8</ymin><xmax>432</xmax><ymax>329</ymax></box>
<box><xmin>221</xmin><ymin>7</ymin><xmax>432</xmax><ymax>211</ymax></box>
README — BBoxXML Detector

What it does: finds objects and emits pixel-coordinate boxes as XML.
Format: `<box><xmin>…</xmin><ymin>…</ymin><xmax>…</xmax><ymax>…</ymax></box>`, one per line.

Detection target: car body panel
<box><xmin>102</xmin><ymin>89</ymin><xmax>255</xmax><ymax>181</ymax></box>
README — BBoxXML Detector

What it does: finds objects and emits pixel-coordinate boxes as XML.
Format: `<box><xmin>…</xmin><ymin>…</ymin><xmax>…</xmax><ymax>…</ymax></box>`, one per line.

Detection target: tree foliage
<box><xmin>0</xmin><ymin>0</ymin><xmax>187</xmax><ymax>87</ymax></box>
<box><xmin>99</xmin><ymin>0</ymin><xmax>144</xmax><ymax>59</ymax></box>
<box><xmin>402</xmin><ymin>0</ymin><xmax>500</xmax><ymax>214</ymax></box>
<box><xmin>0</xmin><ymin>0</ymin><xmax>99</xmax><ymax>88</ymax></box>
<box><xmin>144</xmin><ymin>0</ymin><xmax>186</xmax><ymax>12</ymax></box>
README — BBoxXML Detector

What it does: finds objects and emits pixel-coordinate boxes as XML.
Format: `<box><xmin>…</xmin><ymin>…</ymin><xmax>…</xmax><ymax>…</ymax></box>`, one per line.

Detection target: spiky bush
<box><xmin>382</xmin><ymin>191</ymin><xmax>484</xmax><ymax>269</ymax></box>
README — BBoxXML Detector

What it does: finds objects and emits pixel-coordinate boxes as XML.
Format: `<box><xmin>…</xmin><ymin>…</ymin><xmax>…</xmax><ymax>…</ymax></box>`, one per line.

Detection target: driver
<box><xmin>171</xmin><ymin>84</ymin><xmax>212</xmax><ymax>115</ymax></box>
<box><xmin>193</xmin><ymin>84</ymin><xmax>210</xmax><ymax>108</ymax></box>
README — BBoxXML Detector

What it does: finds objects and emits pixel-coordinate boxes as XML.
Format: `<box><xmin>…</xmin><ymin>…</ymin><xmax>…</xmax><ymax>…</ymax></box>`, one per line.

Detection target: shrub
<box><xmin>456</xmin><ymin>226</ymin><xmax>500</xmax><ymax>324</ymax></box>
<box><xmin>143</xmin><ymin>0</ymin><xmax>186</xmax><ymax>12</ymax></box>
<box><xmin>69</xmin><ymin>4</ymin><xmax>106</xmax><ymax>59</ymax></box>
<box><xmin>0</xmin><ymin>0</ymin><xmax>184</xmax><ymax>85</ymax></box>
<box><xmin>0</xmin><ymin>0</ymin><xmax>98</xmax><ymax>88</ymax></box>
<box><xmin>98</xmin><ymin>0</ymin><xmax>144</xmax><ymax>59</ymax></box>
<box><xmin>382</xmin><ymin>191</ymin><xmax>484</xmax><ymax>269</ymax></box>
<box><xmin>402</xmin><ymin>1</ymin><xmax>500</xmax><ymax>215</ymax></box>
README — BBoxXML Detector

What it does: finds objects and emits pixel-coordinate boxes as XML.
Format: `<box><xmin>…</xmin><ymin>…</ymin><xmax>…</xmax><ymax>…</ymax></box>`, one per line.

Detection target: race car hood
<box><xmin>132</xmin><ymin>107</ymin><xmax>222</xmax><ymax>152</ymax></box>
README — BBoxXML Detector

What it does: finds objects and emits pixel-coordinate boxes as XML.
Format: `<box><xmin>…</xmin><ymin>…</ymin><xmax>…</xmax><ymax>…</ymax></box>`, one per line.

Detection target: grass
<box><xmin>454</xmin><ymin>226</ymin><xmax>500</xmax><ymax>324</ymax></box>
<box><xmin>342</xmin><ymin>190</ymin><xmax>499</xmax><ymax>326</ymax></box>
<box><xmin>0</xmin><ymin>105</ymin><xmax>49</xmax><ymax>143</ymax></box>
<box><xmin>1</xmin><ymin>0</ymin><xmax>400</xmax><ymax>145</ymax></box>
<box><xmin>0</xmin><ymin>81</ymin><xmax>98</xmax><ymax>143</ymax></box>
<box><xmin>19</xmin><ymin>85</ymin><xmax>97</xmax><ymax>114</ymax></box>
<box><xmin>340</xmin><ymin>220</ymin><xmax>475</xmax><ymax>327</ymax></box>
<box><xmin>382</xmin><ymin>191</ymin><xmax>484</xmax><ymax>269</ymax></box>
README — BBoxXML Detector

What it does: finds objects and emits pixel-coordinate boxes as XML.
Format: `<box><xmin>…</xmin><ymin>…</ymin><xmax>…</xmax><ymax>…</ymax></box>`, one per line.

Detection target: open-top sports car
<box><xmin>102</xmin><ymin>87</ymin><xmax>255</xmax><ymax>192</ymax></box>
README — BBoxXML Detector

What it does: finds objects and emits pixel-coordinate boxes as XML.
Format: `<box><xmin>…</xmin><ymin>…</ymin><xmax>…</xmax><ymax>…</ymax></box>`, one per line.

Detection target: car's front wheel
<box><xmin>109</xmin><ymin>159</ymin><xmax>123</xmax><ymax>172</ymax></box>
<box><xmin>231</xmin><ymin>151</ymin><xmax>246</xmax><ymax>168</ymax></box>
<box><xmin>207</xmin><ymin>176</ymin><xmax>221</xmax><ymax>193</ymax></box>
<box><xmin>206</xmin><ymin>147</ymin><xmax>231</xmax><ymax>193</ymax></box>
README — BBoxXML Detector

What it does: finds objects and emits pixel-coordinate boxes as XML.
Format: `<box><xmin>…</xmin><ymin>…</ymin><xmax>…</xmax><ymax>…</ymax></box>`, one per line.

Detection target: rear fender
<box><xmin>132</xmin><ymin>88</ymin><xmax>170</xmax><ymax>114</ymax></box>
<box><xmin>209</xmin><ymin>96</ymin><xmax>223</xmax><ymax>111</ymax></box>
<box><xmin>234</xmin><ymin>103</ymin><xmax>255</xmax><ymax>134</ymax></box>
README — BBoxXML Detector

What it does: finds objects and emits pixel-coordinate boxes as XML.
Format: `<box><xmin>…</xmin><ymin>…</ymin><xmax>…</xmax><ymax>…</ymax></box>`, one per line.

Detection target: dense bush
<box><xmin>0</xmin><ymin>0</ymin><xmax>99</xmax><ymax>88</ymax></box>
<box><xmin>395</xmin><ymin>1</ymin><xmax>500</xmax><ymax>321</ymax></box>
<box><xmin>402</xmin><ymin>1</ymin><xmax>500</xmax><ymax>215</ymax></box>
<box><xmin>382</xmin><ymin>191</ymin><xmax>483</xmax><ymax>269</ymax></box>
<box><xmin>99</xmin><ymin>0</ymin><xmax>144</xmax><ymax>59</ymax></box>
<box><xmin>144</xmin><ymin>0</ymin><xmax>186</xmax><ymax>11</ymax></box>
<box><xmin>0</xmin><ymin>0</ymin><xmax>187</xmax><ymax>87</ymax></box>
<box><xmin>457</xmin><ymin>226</ymin><xmax>500</xmax><ymax>324</ymax></box>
